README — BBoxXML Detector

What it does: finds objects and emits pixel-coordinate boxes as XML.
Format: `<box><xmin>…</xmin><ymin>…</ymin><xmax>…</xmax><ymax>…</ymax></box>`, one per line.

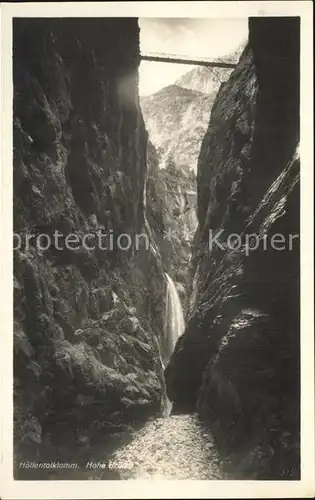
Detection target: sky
<box><xmin>139</xmin><ymin>18</ymin><xmax>249</xmax><ymax>96</ymax></box>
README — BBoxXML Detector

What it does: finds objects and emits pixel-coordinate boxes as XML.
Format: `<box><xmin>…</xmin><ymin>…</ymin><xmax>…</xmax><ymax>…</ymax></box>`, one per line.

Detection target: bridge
<box><xmin>140</xmin><ymin>52</ymin><xmax>237</xmax><ymax>69</ymax></box>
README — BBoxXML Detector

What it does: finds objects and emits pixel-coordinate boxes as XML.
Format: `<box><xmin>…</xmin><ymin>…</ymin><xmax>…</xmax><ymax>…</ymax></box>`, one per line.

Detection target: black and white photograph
<box><xmin>0</xmin><ymin>1</ymin><xmax>314</xmax><ymax>498</ymax></box>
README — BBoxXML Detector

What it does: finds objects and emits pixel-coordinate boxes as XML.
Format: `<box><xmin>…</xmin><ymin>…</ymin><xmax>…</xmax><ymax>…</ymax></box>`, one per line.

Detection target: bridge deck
<box><xmin>140</xmin><ymin>54</ymin><xmax>236</xmax><ymax>69</ymax></box>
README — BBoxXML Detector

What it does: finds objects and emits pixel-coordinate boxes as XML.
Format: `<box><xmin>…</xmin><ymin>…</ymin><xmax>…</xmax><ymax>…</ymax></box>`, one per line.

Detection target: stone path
<box><xmin>106</xmin><ymin>414</ymin><xmax>224</xmax><ymax>480</ymax></box>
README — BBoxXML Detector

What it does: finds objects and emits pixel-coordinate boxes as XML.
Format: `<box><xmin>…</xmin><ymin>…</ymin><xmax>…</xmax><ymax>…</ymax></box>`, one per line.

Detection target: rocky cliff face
<box><xmin>141</xmin><ymin>83</ymin><xmax>216</xmax><ymax>174</ymax></box>
<box><xmin>13</xmin><ymin>18</ymin><xmax>166</xmax><ymax>470</ymax></box>
<box><xmin>145</xmin><ymin>142</ymin><xmax>197</xmax><ymax>311</ymax></box>
<box><xmin>165</xmin><ymin>17</ymin><xmax>300</xmax><ymax>479</ymax></box>
<box><xmin>141</xmin><ymin>63</ymin><xmax>234</xmax><ymax>308</ymax></box>
<box><xmin>175</xmin><ymin>63</ymin><xmax>233</xmax><ymax>95</ymax></box>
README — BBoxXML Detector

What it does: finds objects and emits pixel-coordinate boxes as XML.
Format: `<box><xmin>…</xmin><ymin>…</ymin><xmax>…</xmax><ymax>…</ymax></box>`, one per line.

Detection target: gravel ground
<box><xmin>106</xmin><ymin>414</ymin><xmax>224</xmax><ymax>479</ymax></box>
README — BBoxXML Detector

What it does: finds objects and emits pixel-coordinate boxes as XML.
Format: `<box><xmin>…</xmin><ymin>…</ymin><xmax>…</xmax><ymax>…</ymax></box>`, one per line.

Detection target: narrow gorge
<box><xmin>13</xmin><ymin>16</ymin><xmax>300</xmax><ymax>481</ymax></box>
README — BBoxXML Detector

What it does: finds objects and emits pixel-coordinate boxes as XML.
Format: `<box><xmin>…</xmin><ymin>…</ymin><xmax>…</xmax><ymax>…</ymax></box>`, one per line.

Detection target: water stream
<box><xmin>164</xmin><ymin>273</ymin><xmax>185</xmax><ymax>361</ymax></box>
<box><xmin>161</xmin><ymin>273</ymin><xmax>185</xmax><ymax>416</ymax></box>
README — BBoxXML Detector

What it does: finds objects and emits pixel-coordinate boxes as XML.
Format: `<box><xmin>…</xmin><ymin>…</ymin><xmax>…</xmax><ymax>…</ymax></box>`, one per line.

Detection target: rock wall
<box><xmin>145</xmin><ymin>141</ymin><xmax>197</xmax><ymax>312</ymax></box>
<box><xmin>141</xmin><ymin>84</ymin><xmax>216</xmax><ymax>173</ymax></box>
<box><xmin>13</xmin><ymin>18</ymin><xmax>166</xmax><ymax>469</ymax></box>
<box><xmin>165</xmin><ymin>17</ymin><xmax>300</xmax><ymax>479</ymax></box>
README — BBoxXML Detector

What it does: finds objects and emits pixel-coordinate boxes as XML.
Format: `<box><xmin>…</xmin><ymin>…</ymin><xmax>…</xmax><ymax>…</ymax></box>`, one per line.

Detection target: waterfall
<box><xmin>164</xmin><ymin>273</ymin><xmax>185</xmax><ymax>363</ymax></box>
<box><xmin>161</xmin><ymin>273</ymin><xmax>185</xmax><ymax>416</ymax></box>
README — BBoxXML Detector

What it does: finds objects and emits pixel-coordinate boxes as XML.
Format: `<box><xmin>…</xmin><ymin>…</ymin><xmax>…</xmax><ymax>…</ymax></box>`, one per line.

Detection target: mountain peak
<box><xmin>175</xmin><ymin>44</ymin><xmax>246</xmax><ymax>95</ymax></box>
<box><xmin>150</xmin><ymin>84</ymin><xmax>203</xmax><ymax>99</ymax></box>
<box><xmin>175</xmin><ymin>65</ymin><xmax>233</xmax><ymax>95</ymax></box>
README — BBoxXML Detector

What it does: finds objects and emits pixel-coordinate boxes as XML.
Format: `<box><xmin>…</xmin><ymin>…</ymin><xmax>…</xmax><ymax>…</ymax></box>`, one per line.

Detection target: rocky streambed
<box><xmin>104</xmin><ymin>414</ymin><xmax>224</xmax><ymax>480</ymax></box>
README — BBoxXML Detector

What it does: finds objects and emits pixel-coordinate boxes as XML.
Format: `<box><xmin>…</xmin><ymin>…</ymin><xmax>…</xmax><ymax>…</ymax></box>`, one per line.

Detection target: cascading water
<box><xmin>164</xmin><ymin>273</ymin><xmax>185</xmax><ymax>361</ymax></box>
<box><xmin>161</xmin><ymin>273</ymin><xmax>185</xmax><ymax>416</ymax></box>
